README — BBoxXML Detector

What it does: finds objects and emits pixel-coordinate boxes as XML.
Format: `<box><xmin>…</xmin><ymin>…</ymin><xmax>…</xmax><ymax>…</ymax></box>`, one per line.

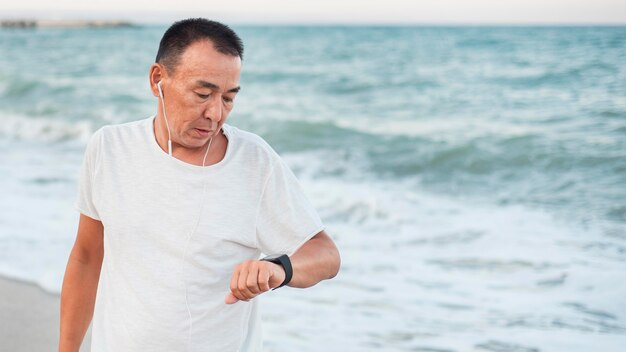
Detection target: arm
<box><xmin>288</xmin><ymin>230</ymin><xmax>340</xmax><ymax>288</ymax></box>
<box><xmin>59</xmin><ymin>214</ymin><xmax>104</xmax><ymax>352</ymax></box>
<box><xmin>225</xmin><ymin>230</ymin><xmax>340</xmax><ymax>304</ymax></box>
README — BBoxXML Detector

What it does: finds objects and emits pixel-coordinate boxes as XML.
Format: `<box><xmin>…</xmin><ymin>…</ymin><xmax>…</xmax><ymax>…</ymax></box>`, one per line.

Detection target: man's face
<box><xmin>158</xmin><ymin>40</ymin><xmax>241</xmax><ymax>149</ymax></box>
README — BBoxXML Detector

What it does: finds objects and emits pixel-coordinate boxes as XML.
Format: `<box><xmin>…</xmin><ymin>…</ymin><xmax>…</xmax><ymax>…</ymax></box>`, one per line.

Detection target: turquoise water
<box><xmin>0</xmin><ymin>25</ymin><xmax>625</xmax><ymax>351</ymax></box>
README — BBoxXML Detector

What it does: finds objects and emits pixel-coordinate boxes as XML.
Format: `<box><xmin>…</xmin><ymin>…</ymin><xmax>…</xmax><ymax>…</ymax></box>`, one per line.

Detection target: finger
<box><xmin>246</xmin><ymin>261</ymin><xmax>262</xmax><ymax>295</ymax></box>
<box><xmin>230</xmin><ymin>264</ymin><xmax>249</xmax><ymax>302</ymax></box>
<box><xmin>229</xmin><ymin>264</ymin><xmax>240</xmax><ymax>298</ymax></box>
<box><xmin>224</xmin><ymin>292</ymin><xmax>239</xmax><ymax>305</ymax></box>
<box><xmin>237</xmin><ymin>262</ymin><xmax>253</xmax><ymax>300</ymax></box>
<box><xmin>258</xmin><ymin>263</ymin><xmax>271</xmax><ymax>292</ymax></box>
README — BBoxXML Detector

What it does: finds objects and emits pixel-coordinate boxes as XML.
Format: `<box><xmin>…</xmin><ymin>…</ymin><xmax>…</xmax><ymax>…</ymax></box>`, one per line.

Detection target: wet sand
<box><xmin>0</xmin><ymin>275</ymin><xmax>91</xmax><ymax>352</ymax></box>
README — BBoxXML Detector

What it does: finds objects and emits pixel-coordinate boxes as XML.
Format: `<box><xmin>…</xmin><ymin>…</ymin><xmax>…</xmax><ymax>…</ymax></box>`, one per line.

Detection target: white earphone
<box><xmin>157</xmin><ymin>81</ymin><xmax>173</xmax><ymax>156</ymax></box>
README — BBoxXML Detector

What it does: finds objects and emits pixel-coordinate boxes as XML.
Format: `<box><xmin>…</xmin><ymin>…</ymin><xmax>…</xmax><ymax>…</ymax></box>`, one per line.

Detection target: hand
<box><xmin>224</xmin><ymin>259</ymin><xmax>286</xmax><ymax>304</ymax></box>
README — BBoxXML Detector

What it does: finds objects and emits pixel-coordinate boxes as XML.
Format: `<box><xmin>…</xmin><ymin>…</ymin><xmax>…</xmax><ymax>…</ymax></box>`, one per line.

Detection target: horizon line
<box><xmin>1</xmin><ymin>17</ymin><xmax>625</xmax><ymax>27</ymax></box>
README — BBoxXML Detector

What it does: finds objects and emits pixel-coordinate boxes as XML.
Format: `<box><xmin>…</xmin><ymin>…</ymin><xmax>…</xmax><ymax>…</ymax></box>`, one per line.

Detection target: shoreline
<box><xmin>0</xmin><ymin>275</ymin><xmax>91</xmax><ymax>352</ymax></box>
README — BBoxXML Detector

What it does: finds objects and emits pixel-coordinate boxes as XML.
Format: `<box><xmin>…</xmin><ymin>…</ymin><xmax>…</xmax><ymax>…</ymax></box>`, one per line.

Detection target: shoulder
<box><xmin>223</xmin><ymin>123</ymin><xmax>282</xmax><ymax>166</ymax></box>
<box><xmin>84</xmin><ymin>116</ymin><xmax>152</xmax><ymax>159</ymax></box>
<box><xmin>96</xmin><ymin>117</ymin><xmax>149</xmax><ymax>142</ymax></box>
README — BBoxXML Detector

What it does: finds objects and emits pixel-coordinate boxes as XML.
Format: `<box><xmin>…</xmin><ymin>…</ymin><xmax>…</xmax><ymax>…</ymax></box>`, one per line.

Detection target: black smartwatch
<box><xmin>260</xmin><ymin>254</ymin><xmax>293</xmax><ymax>290</ymax></box>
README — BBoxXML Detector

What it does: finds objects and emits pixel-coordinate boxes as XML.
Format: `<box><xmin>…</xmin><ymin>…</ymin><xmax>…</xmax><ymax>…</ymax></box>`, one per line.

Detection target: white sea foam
<box><xmin>261</xmin><ymin>151</ymin><xmax>626</xmax><ymax>351</ymax></box>
<box><xmin>0</xmin><ymin>113</ymin><xmax>94</xmax><ymax>142</ymax></box>
<box><xmin>0</xmin><ymin>136</ymin><xmax>624</xmax><ymax>351</ymax></box>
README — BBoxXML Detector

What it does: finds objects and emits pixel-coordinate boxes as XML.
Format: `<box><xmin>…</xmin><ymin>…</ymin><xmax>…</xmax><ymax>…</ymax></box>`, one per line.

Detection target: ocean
<box><xmin>0</xmin><ymin>25</ymin><xmax>625</xmax><ymax>351</ymax></box>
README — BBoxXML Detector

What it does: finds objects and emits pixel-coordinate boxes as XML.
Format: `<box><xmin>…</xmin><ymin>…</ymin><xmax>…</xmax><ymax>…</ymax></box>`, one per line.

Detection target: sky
<box><xmin>1</xmin><ymin>0</ymin><xmax>625</xmax><ymax>24</ymax></box>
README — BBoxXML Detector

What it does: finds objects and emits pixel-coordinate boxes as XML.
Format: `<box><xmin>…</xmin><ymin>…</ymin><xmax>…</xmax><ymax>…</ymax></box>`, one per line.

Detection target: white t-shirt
<box><xmin>75</xmin><ymin>115</ymin><xmax>325</xmax><ymax>352</ymax></box>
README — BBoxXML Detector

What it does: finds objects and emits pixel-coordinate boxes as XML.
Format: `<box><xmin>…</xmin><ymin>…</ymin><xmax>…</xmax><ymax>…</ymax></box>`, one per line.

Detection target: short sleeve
<box><xmin>255</xmin><ymin>158</ymin><xmax>325</xmax><ymax>256</ymax></box>
<box><xmin>74</xmin><ymin>129</ymin><xmax>102</xmax><ymax>221</ymax></box>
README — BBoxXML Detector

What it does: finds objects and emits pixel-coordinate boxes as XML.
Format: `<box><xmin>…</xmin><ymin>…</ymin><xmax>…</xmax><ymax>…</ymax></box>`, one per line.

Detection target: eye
<box><xmin>196</xmin><ymin>92</ymin><xmax>210</xmax><ymax>99</ymax></box>
<box><xmin>223</xmin><ymin>96</ymin><xmax>234</xmax><ymax>104</ymax></box>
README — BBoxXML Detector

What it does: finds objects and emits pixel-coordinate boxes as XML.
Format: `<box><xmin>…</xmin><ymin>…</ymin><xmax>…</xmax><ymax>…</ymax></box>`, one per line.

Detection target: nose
<box><xmin>203</xmin><ymin>95</ymin><xmax>223</xmax><ymax>125</ymax></box>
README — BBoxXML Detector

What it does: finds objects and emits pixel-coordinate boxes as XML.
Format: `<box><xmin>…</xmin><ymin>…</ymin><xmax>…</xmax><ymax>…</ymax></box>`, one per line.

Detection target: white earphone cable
<box><xmin>158</xmin><ymin>80</ymin><xmax>214</xmax><ymax>351</ymax></box>
<box><xmin>181</xmin><ymin>137</ymin><xmax>212</xmax><ymax>351</ymax></box>
<box><xmin>157</xmin><ymin>81</ymin><xmax>173</xmax><ymax>156</ymax></box>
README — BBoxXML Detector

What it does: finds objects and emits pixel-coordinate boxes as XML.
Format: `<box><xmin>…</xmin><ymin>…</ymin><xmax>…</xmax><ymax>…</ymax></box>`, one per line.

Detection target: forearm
<box><xmin>288</xmin><ymin>233</ymin><xmax>340</xmax><ymax>289</ymax></box>
<box><xmin>59</xmin><ymin>252</ymin><xmax>102</xmax><ymax>352</ymax></box>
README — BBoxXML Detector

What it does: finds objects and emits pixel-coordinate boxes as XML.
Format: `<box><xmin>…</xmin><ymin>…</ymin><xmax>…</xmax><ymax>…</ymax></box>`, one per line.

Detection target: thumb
<box><xmin>224</xmin><ymin>292</ymin><xmax>239</xmax><ymax>305</ymax></box>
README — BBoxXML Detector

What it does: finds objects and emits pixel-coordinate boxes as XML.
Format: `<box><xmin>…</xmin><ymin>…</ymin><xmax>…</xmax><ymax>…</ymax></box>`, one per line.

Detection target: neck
<box><xmin>153</xmin><ymin>114</ymin><xmax>220</xmax><ymax>164</ymax></box>
<box><xmin>153</xmin><ymin>112</ymin><xmax>171</xmax><ymax>154</ymax></box>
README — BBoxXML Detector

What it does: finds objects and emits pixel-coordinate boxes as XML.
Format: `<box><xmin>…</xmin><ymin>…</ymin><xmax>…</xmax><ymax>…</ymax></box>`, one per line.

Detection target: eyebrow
<box><xmin>196</xmin><ymin>80</ymin><xmax>240</xmax><ymax>93</ymax></box>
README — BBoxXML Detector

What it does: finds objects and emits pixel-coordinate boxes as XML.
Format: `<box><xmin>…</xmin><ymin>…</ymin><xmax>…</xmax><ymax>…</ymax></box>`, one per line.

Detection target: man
<box><xmin>59</xmin><ymin>18</ymin><xmax>340</xmax><ymax>352</ymax></box>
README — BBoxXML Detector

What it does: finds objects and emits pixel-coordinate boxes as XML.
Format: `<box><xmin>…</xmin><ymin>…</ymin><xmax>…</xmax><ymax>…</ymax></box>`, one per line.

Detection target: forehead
<box><xmin>173</xmin><ymin>40</ymin><xmax>241</xmax><ymax>85</ymax></box>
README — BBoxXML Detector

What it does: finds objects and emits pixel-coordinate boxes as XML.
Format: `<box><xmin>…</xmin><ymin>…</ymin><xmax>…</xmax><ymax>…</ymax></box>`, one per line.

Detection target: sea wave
<box><xmin>0</xmin><ymin>113</ymin><xmax>94</xmax><ymax>142</ymax></box>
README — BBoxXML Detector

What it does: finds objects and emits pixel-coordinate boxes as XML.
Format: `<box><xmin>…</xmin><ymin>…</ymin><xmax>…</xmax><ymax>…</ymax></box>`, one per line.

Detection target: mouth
<box><xmin>194</xmin><ymin>128</ymin><xmax>213</xmax><ymax>137</ymax></box>
<box><xmin>194</xmin><ymin>121</ymin><xmax>219</xmax><ymax>137</ymax></box>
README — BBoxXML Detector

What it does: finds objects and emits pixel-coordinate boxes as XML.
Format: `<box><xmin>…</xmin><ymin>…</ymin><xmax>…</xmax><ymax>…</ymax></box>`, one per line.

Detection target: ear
<box><xmin>149</xmin><ymin>63</ymin><xmax>165</xmax><ymax>98</ymax></box>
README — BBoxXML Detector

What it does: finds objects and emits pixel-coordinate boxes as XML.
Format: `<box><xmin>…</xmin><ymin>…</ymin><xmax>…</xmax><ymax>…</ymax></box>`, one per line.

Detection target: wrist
<box><xmin>260</xmin><ymin>254</ymin><xmax>293</xmax><ymax>289</ymax></box>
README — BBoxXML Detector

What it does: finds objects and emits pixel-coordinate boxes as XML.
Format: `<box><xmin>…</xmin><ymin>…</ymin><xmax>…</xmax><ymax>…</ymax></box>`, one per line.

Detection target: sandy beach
<box><xmin>0</xmin><ymin>275</ymin><xmax>91</xmax><ymax>352</ymax></box>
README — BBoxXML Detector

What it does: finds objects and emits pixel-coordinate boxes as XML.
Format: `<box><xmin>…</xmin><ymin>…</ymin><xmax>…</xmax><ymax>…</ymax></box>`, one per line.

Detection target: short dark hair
<box><xmin>155</xmin><ymin>18</ymin><xmax>243</xmax><ymax>73</ymax></box>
